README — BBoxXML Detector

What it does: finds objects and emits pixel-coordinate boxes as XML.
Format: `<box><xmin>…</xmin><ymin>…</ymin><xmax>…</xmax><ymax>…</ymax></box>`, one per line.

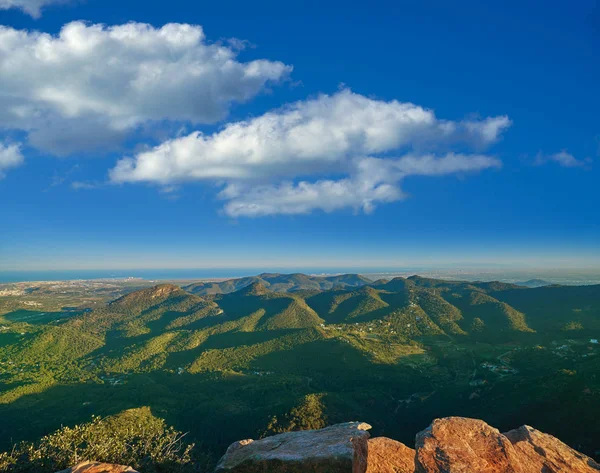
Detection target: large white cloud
<box><xmin>0</xmin><ymin>0</ymin><xmax>66</xmax><ymax>18</ymax></box>
<box><xmin>109</xmin><ymin>90</ymin><xmax>509</xmax><ymax>217</ymax></box>
<box><xmin>110</xmin><ymin>89</ymin><xmax>510</xmax><ymax>184</ymax></box>
<box><xmin>0</xmin><ymin>21</ymin><xmax>291</xmax><ymax>154</ymax></box>
<box><xmin>0</xmin><ymin>143</ymin><xmax>24</xmax><ymax>179</ymax></box>
<box><xmin>221</xmin><ymin>154</ymin><xmax>501</xmax><ymax>217</ymax></box>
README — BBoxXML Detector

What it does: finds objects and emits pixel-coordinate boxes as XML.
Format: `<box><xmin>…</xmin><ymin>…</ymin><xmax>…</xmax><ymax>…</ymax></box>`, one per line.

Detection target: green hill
<box><xmin>183</xmin><ymin>273</ymin><xmax>373</xmax><ymax>295</ymax></box>
<box><xmin>1</xmin><ymin>274</ymin><xmax>600</xmax><ymax>467</ymax></box>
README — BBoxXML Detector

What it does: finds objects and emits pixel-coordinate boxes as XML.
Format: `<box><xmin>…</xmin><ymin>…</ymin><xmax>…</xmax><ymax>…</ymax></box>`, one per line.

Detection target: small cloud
<box><xmin>71</xmin><ymin>181</ymin><xmax>101</xmax><ymax>190</ymax></box>
<box><xmin>0</xmin><ymin>142</ymin><xmax>24</xmax><ymax>179</ymax></box>
<box><xmin>536</xmin><ymin>150</ymin><xmax>591</xmax><ymax>168</ymax></box>
<box><xmin>160</xmin><ymin>185</ymin><xmax>179</xmax><ymax>194</ymax></box>
<box><xmin>159</xmin><ymin>185</ymin><xmax>181</xmax><ymax>201</ymax></box>
<box><xmin>45</xmin><ymin>164</ymin><xmax>81</xmax><ymax>191</ymax></box>
<box><xmin>225</xmin><ymin>38</ymin><xmax>255</xmax><ymax>51</ymax></box>
<box><xmin>0</xmin><ymin>0</ymin><xmax>70</xmax><ymax>18</ymax></box>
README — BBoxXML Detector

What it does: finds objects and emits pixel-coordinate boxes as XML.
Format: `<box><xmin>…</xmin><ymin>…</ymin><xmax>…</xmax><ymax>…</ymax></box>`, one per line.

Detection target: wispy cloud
<box><xmin>71</xmin><ymin>181</ymin><xmax>101</xmax><ymax>190</ymax></box>
<box><xmin>44</xmin><ymin>164</ymin><xmax>81</xmax><ymax>191</ymax></box>
<box><xmin>536</xmin><ymin>150</ymin><xmax>591</xmax><ymax>168</ymax></box>
<box><xmin>0</xmin><ymin>0</ymin><xmax>69</xmax><ymax>18</ymax></box>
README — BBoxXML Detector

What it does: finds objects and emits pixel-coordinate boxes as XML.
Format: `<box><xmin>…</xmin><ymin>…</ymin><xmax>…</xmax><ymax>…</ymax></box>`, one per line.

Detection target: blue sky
<box><xmin>0</xmin><ymin>0</ymin><xmax>598</xmax><ymax>271</ymax></box>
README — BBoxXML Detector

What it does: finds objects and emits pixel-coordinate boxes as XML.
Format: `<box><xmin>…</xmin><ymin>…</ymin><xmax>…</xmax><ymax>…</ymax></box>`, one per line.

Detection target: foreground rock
<box><xmin>218</xmin><ymin>417</ymin><xmax>600</xmax><ymax>473</ymax></box>
<box><xmin>215</xmin><ymin>422</ymin><xmax>371</xmax><ymax>473</ymax></box>
<box><xmin>366</xmin><ymin>437</ymin><xmax>415</xmax><ymax>473</ymax></box>
<box><xmin>415</xmin><ymin>417</ymin><xmax>522</xmax><ymax>473</ymax></box>
<box><xmin>57</xmin><ymin>462</ymin><xmax>138</xmax><ymax>473</ymax></box>
<box><xmin>505</xmin><ymin>425</ymin><xmax>600</xmax><ymax>473</ymax></box>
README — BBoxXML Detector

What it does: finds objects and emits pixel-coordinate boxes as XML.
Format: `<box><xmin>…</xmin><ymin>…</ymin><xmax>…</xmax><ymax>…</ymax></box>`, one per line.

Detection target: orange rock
<box><xmin>505</xmin><ymin>425</ymin><xmax>600</xmax><ymax>473</ymax></box>
<box><xmin>367</xmin><ymin>437</ymin><xmax>415</xmax><ymax>473</ymax></box>
<box><xmin>415</xmin><ymin>417</ymin><xmax>523</xmax><ymax>473</ymax></box>
<box><xmin>216</xmin><ymin>418</ymin><xmax>600</xmax><ymax>473</ymax></box>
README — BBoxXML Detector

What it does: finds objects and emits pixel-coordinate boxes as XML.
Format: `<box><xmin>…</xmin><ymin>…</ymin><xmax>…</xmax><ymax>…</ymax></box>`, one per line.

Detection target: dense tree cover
<box><xmin>0</xmin><ymin>276</ymin><xmax>599</xmax><ymax>469</ymax></box>
<box><xmin>184</xmin><ymin>273</ymin><xmax>372</xmax><ymax>295</ymax></box>
<box><xmin>264</xmin><ymin>393</ymin><xmax>328</xmax><ymax>435</ymax></box>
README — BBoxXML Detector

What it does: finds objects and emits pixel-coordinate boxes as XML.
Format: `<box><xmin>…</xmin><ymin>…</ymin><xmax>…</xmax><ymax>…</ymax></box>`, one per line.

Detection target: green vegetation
<box><xmin>1</xmin><ymin>274</ymin><xmax>600</xmax><ymax>470</ymax></box>
<box><xmin>264</xmin><ymin>393</ymin><xmax>328</xmax><ymax>435</ymax></box>
<box><xmin>0</xmin><ymin>408</ymin><xmax>202</xmax><ymax>473</ymax></box>
<box><xmin>184</xmin><ymin>273</ymin><xmax>373</xmax><ymax>295</ymax></box>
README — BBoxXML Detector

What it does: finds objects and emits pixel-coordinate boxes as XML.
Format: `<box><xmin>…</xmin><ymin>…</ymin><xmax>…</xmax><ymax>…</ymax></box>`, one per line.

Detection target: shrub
<box><xmin>0</xmin><ymin>407</ymin><xmax>200</xmax><ymax>473</ymax></box>
<box><xmin>263</xmin><ymin>393</ymin><xmax>328</xmax><ymax>435</ymax></box>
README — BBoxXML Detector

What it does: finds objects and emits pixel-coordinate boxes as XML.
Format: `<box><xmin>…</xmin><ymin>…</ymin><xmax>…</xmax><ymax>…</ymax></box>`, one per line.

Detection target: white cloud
<box><xmin>110</xmin><ymin>90</ymin><xmax>508</xmax><ymax>217</ymax></box>
<box><xmin>0</xmin><ymin>21</ymin><xmax>291</xmax><ymax>154</ymax></box>
<box><xmin>0</xmin><ymin>143</ymin><xmax>24</xmax><ymax>179</ymax></box>
<box><xmin>110</xmin><ymin>89</ymin><xmax>510</xmax><ymax>184</ymax></box>
<box><xmin>222</xmin><ymin>154</ymin><xmax>501</xmax><ymax>217</ymax></box>
<box><xmin>537</xmin><ymin>150</ymin><xmax>589</xmax><ymax>168</ymax></box>
<box><xmin>0</xmin><ymin>0</ymin><xmax>66</xmax><ymax>18</ymax></box>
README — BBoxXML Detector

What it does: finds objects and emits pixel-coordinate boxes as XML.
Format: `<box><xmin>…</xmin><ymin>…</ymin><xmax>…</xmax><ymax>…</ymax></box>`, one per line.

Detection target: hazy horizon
<box><xmin>2</xmin><ymin>265</ymin><xmax>600</xmax><ymax>286</ymax></box>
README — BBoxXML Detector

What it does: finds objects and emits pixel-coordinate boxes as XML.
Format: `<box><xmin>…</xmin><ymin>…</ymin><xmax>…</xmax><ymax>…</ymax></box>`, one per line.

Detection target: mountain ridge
<box><xmin>183</xmin><ymin>273</ymin><xmax>373</xmax><ymax>295</ymax></box>
<box><xmin>1</xmin><ymin>273</ymin><xmax>600</xmax><ymax>466</ymax></box>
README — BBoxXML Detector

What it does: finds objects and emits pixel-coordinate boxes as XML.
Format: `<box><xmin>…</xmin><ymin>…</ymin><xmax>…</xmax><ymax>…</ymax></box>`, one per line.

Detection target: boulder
<box><xmin>56</xmin><ymin>461</ymin><xmax>138</xmax><ymax>473</ymax></box>
<box><xmin>366</xmin><ymin>437</ymin><xmax>415</xmax><ymax>473</ymax></box>
<box><xmin>415</xmin><ymin>417</ymin><xmax>523</xmax><ymax>473</ymax></box>
<box><xmin>216</xmin><ymin>418</ymin><xmax>600</xmax><ymax>473</ymax></box>
<box><xmin>505</xmin><ymin>425</ymin><xmax>600</xmax><ymax>473</ymax></box>
<box><xmin>215</xmin><ymin>421</ymin><xmax>371</xmax><ymax>473</ymax></box>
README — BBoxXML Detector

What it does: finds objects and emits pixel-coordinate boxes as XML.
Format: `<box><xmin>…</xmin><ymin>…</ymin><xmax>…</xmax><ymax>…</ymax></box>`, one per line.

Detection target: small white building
<box><xmin>591</xmin><ymin>339</ymin><xmax>599</xmax><ymax>344</ymax></box>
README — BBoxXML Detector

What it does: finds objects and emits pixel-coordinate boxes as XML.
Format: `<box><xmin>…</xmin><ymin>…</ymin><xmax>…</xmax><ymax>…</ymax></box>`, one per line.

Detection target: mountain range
<box><xmin>1</xmin><ymin>273</ymin><xmax>599</xmax><ymax>465</ymax></box>
<box><xmin>183</xmin><ymin>273</ymin><xmax>373</xmax><ymax>295</ymax></box>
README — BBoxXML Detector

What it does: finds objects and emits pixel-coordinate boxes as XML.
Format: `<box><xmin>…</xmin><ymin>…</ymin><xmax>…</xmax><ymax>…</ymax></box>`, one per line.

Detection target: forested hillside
<box><xmin>1</xmin><ymin>274</ymin><xmax>599</xmax><ymax>469</ymax></box>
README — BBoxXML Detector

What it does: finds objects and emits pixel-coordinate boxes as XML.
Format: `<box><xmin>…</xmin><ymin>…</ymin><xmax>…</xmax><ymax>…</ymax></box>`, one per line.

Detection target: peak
<box><xmin>110</xmin><ymin>283</ymin><xmax>183</xmax><ymax>306</ymax></box>
<box><xmin>152</xmin><ymin>283</ymin><xmax>181</xmax><ymax>292</ymax></box>
<box><xmin>238</xmin><ymin>281</ymin><xmax>269</xmax><ymax>296</ymax></box>
<box><xmin>372</xmin><ymin>278</ymin><xmax>390</xmax><ymax>285</ymax></box>
<box><xmin>330</xmin><ymin>273</ymin><xmax>371</xmax><ymax>281</ymax></box>
<box><xmin>358</xmin><ymin>285</ymin><xmax>379</xmax><ymax>295</ymax></box>
<box><xmin>383</xmin><ymin>277</ymin><xmax>414</xmax><ymax>291</ymax></box>
<box><xmin>141</xmin><ymin>284</ymin><xmax>183</xmax><ymax>299</ymax></box>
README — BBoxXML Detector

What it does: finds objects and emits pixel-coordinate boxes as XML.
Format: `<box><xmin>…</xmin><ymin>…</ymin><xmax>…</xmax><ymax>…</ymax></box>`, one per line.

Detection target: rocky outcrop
<box><xmin>217</xmin><ymin>417</ymin><xmax>600</xmax><ymax>473</ymax></box>
<box><xmin>56</xmin><ymin>461</ymin><xmax>138</xmax><ymax>473</ymax></box>
<box><xmin>415</xmin><ymin>417</ymin><xmax>522</xmax><ymax>473</ymax></box>
<box><xmin>414</xmin><ymin>417</ymin><xmax>600</xmax><ymax>473</ymax></box>
<box><xmin>214</xmin><ymin>422</ymin><xmax>371</xmax><ymax>472</ymax></box>
<box><xmin>366</xmin><ymin>437</ymin><xmax>415</xmax><ymax>473</ymax></box>
<box><xmin>58</xmin><ymin>418</ymin><xmax>599</xmax><ymax>473</ymax></box>
<box><xmin>505</xmin><ymin>425</ymin><xmax>600</xmax><ymax>473</ymax></box>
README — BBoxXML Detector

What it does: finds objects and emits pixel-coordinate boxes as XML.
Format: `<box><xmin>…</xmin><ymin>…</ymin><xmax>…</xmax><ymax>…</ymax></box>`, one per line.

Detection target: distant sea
<box><xmin>2</xmin><ymin>267</ymin><xmax>599</xmax><ymax>285</ymax></box>
<box><xmin>0</xmin><ymin>267</ymin><xmax>397</xmax><ymax>283</ymax></box>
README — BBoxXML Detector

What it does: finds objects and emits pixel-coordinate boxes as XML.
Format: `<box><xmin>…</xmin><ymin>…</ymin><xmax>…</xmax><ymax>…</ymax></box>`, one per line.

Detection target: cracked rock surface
<box><xmin>214</xmin><ymin>422</ymin><xmax>371</xmax><ymax>473</ymax></box>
